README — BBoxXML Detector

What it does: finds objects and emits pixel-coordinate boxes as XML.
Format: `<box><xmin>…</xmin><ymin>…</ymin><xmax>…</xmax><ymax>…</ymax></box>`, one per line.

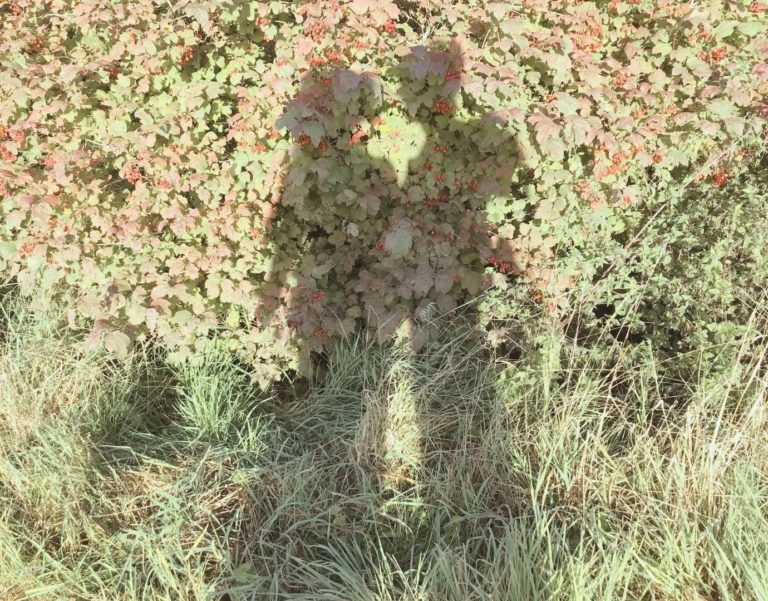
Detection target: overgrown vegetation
<box><xmin>2</xmin><ymin>1</ymin><xmax>768</xmax><ymax>599</ymax></box>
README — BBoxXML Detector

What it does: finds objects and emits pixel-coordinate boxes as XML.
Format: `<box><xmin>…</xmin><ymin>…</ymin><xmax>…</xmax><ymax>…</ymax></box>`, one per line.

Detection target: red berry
<box><xmin>179</xmin><ymin>45</ymin><xmax>195</xmax><ymax>66</ymax></box>
<box><xmin>445</xmin><ymin>67</ymin><xmax>461</xmax><ymax>81</ymax></box>
<box><xmin>432</xmin><ymin>100</ymin><xmax>454</xmax><ymax>115</ymax></box>
<box><xmin>712</xmin><ymin>170</ymin><xmax>728</xmax><ymax>187</ymax></box>
<box><xmin>710</xmin><ymin>48</ymin><xmax>726</xmax><ymax>62</ymax></box>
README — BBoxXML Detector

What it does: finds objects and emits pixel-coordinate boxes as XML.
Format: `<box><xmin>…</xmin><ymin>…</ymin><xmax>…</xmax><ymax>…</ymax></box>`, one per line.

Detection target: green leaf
<box><xmin>707</xmin><ymin>99</ymin><xmax>737</xmax><ymax>119</ymax></box>
<box><xmin>414</xmin><ymin>264</ymin><xmax>433</xmax><ymax>296</ymax></box>
<box><xmin>108</xmin><ymin>120</ymin><xmax>128</xmax><ymax>136</ymax></box>
<box><xmin>126</xmin><ymin>303</ymin><xmax>146</xmax><ymax>326</ymax></box>
<box><xmin>666</xmin><ymin>149</ymin><xmax>690</xmax><ymax>167</ymax></box>
<box><xmin>185</xmin><ymin>3</ymin><xmax>211</xmax><ymax>32</ymax></box>
<box><xmin>384</xmin><ymin>228</ymin><xmax>412</xmax><ymax>258</ymax></box>
<box><xmin>104</xmin><ymin>331</ymin><xmax>131</xmax><ymax>357</ymax></box>
<box><xmin>0</xmin><ymin>241</ymin><xmax>16</xmax><ymax>259</ymax></box>
<box><xmin>40</xmin><ymin>267</ymin><xmax>61</xmax><ymax>290</ymax></box>
<box><xmin>486</xmin><ymin>197</ymin><xmax>509</xmax><ymax>223</ymax></box>
<box><xmin>723</xmin><ymin>117</ymin><xmax>746</xmax><ymax>137</ymax></box>
<box><xmin>711</xmin><ymin>20</ymin><xmax>736</xmax><ymax>40</ymax></box>
<box><xmin>529</xmin><ymin>113</ymin><xmax>561</xmax><ymax>146</ymax></box>
<box><xmin>567</xmin><ymin>117</ymin><xmax>592</xmax><ymax>145</ymax></box>
<box><xmin>542</xmin><ymin>137</ymin><xmax>566</xmax><ymax>161</ymax></box>
<box><xmin>738</xmin><ymin>21</ymin><xmax>766</xmax><ymax>37</ymax></box>
<box><xmin>302</xmin><ymin>122</ymin><xmax>324</xmax><ymax>146</ymax></box>
<box><xmin>555</xmin><ymin>95</ymin><xmax>579</xmax><ymax>116</ymax></box>
<box><xmin>226</xmin><ymin>308</ymin><xmax>240</xmax><ymax>327</ymax></box>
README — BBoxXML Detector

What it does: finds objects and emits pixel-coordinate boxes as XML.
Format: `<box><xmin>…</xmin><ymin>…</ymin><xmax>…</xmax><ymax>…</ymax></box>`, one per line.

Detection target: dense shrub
<box><xmin>0</xmin><ymin>0</ymin><xmax>766</xmax><ymax>381</ymax></box>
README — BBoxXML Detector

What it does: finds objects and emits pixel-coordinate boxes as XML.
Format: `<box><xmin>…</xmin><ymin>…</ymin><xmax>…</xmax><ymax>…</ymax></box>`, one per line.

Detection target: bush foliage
<box><xmin>0</xmin><ymin>0</ymin><xmax>766</xmax><ymax>380</ymax></box>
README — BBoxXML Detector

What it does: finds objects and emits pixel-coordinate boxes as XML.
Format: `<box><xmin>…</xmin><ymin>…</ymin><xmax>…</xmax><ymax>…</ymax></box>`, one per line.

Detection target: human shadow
<box><xmin>261</xmin><ymin>37</ymin><xmax>528</xmax><ymax>499</ymax></box>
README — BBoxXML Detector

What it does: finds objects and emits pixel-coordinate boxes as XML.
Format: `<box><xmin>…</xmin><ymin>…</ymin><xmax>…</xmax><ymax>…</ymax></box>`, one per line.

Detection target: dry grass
<box><xmin>1</xmin><ymin>288</ymin><xmax>768</xmax><ymax>600</ymax></box>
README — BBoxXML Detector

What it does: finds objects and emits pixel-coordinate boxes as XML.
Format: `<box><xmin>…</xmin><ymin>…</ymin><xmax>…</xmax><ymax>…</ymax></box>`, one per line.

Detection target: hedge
<box><xmin>1</xmin><ymin>0</ymin><xmax>766</xmax><ymax>381</ymax></box>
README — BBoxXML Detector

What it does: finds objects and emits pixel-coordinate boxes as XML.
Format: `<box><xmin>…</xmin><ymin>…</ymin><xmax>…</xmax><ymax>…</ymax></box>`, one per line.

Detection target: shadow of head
<box><xmin>393</xmin><ymin>35</ymin><xmax>468</xmax><ymax>115</ymax></box>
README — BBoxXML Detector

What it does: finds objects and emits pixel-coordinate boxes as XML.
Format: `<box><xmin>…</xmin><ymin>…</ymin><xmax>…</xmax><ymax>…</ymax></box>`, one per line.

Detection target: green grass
<box><xmin>1</xmin><ymin>288</ymin><xmax>768</xmax><ymax>600</ymax></box>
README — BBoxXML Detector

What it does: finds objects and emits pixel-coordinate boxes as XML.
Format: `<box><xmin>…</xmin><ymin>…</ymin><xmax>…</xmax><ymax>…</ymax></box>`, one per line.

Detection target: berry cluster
<box><xmin>708</xmin><ymin>48</ymin><xmax>727</xmax><ymax>63</ymax></box>
<box><xmin>445</xmin><ymin>67</ymin><xmax>461</xmax><ymax>81</ymax></box>
<box><xmin>0</xmin><ymin>125</ymin><xmax>24</xmax><ymax>148</ymax></box>
<box><xmin>179</xmin><ymin>45</ymin><xmax>195</xmax><ymax>66</ymax></box>
<box><xmin>0</xmin><ymin>146</ymin><xmax>16</xmax><ymax>162</ymax></box>
<box><xmin>594</xmin><ymin>147</ymin><xmax>638</xmax><ymax>180</ymax></box>
<box><xmin>432</xmin><ymin>100</ymin><xmax>454</xmax><ymax>115</ymax></box>
<box><xmin>124</xmin><ymin>165</ymin><xmax>142</xmax><ymax>184</ymax></box>
<box><xmin>569</xmin><ymin>25</ymin><xmax>603</xmax><ymax>52</ymax></box>
<box><xmin>5</xmin><ymin>0</ymin><xmax>23</xmax><ymax>16</ymax></box>
<box><xmin>325</xmin><ymin>49</ymin><xmax>344</xmax><ymax>64</ymax></box>
<box><xmin>305</xmin><ymin>20</ymin><xmax>329</xmax><ymax>42</ymax></box>
<box><xmin>488</xmin><ymin>255</ymin><xmax>519</xmax><ymax>275</ymax></box>
<box><xmin>423</xmin><ymin>191</ymin><xmax>449</xmax><ymax>208</ymax></box>
<box><xmin>712</xmin><ymin>170</ymin><xmax>728</xmax><ymax>187</ymax></box>
<box><xmin>690</xmin><ymin>26</ymin><xmax>712</xmax><ymax>43</ymax></box>
<box><xmin>576</xmin><ymin>179</ymin><xmax>603</xmax><ymax>210</ymax></box>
